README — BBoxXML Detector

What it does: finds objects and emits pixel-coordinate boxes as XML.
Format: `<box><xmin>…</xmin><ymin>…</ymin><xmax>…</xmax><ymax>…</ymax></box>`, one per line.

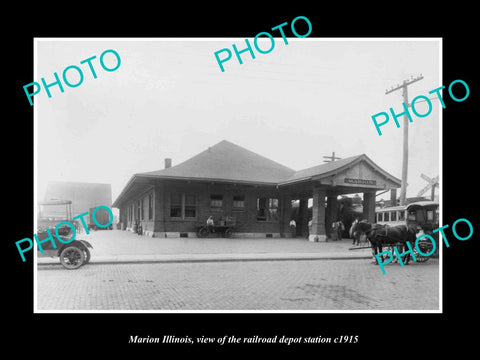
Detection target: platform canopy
<box><xmin>279</xmin><ymin>153</ymin><xmax>401</xmax><ymax>196</ymax></box>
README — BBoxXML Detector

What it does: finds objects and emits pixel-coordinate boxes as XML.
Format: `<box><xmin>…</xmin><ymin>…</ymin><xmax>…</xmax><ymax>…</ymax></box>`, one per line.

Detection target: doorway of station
<box><xmin>290</xmin><ymin>198</ymin><xmax>312</xmax><ymax>238</ymax></box>
<box><xmin>290</xmin><ymin>194</ymin><xmax>364</xmax><ymax>240</ymax></box>
<box><xmin>335</xmin><ymin>194</ymin><xmax>363</xmax><ymax>240</ymax></box>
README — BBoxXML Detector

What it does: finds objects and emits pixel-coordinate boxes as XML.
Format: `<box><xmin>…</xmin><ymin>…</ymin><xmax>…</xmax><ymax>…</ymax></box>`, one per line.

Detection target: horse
<box><xmin>350</xmin><ymin>220</ymin><xmax>417</xmax><ymax>265</ymax></box>
<box><xmin>349</xmin><ymin>219</ymin><xmax>365</xmax><ymax>246</ymax></box>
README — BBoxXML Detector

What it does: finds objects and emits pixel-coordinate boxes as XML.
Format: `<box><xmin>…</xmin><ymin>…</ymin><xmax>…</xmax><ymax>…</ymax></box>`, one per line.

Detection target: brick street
<box><xmin>36</xmin><ymin>258</ymin><xmax>439</xmax><ymax>311</ymax></box>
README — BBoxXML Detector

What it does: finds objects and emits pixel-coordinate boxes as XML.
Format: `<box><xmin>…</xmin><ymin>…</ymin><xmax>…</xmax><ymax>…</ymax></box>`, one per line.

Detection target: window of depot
<box><xmin>210</xmin><ymin>194</ymin><xmax>223</xmax><ymax>210</ymax></box>
<box><xmin>148</xmin><ymin>193</ymin><xmax>154</xmax><ymax>220</ymax></box>
<box><xmin>257</xmin><ymin>197</ymin><xmax>279</xmax><ymax>221</ymax></box>
<box><xmin>170</xmin><ymin>193</ymin><xmax>182</xmax><ymax>218</ymax></box>
<box><xmin>233</xmin><ymin>195</ymin><xmax>245</xmax><ymax>211</ymax></box>
<box><xmin>170</xmin><ymin>193</ymin><xmax>197</xmax><ymax>219</ymax></box>
<box><xmin>268</xmin><ymin>198</ymin><xmax>279</xmax><ymax>221</ymax></box>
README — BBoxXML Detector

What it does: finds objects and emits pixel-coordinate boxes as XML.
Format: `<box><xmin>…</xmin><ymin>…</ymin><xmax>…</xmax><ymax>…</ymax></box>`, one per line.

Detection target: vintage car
<box><xmin>37</xmin><ymin>200</ymin><xmax>93</xmax><ymax>269</ymax></box>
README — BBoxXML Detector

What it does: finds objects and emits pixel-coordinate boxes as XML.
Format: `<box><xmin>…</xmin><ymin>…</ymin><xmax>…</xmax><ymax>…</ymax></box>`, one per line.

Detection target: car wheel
<box><xmin>83</xmin><ymin>248</ymin><xmax>91</xmax><ymax>264</ymax></box>
<box><xmin>59</xmin><ymin>246</ymin><xmax>85</xmax><ymax>269</ymax></box>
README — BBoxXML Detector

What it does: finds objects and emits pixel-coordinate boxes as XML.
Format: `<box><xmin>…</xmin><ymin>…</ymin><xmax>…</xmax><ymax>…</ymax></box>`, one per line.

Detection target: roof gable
<box><xmin>280</xmin><ymin>154</ymin><xmax>401</xmax><ymax>189</ymax></box>
<box><xmin>280</xmin><ymin>154</ymin><xmax>364</xmax><ymax>184</ymax></box>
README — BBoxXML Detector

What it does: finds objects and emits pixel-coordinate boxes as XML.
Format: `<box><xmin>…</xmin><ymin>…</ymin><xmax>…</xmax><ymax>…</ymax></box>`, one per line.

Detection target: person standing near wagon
<box><xmin>207</xmin><ymin>216</ymin><xmax>215</xmax><ymax>233</ymax></box>
<box><xmin>331</xmin><ymin>222</ymin><xmax>338</xmax><ymax>241</ymax></box>
<box><xmin>337</xmin><ymin>220</ymin><xmax>345</xmax><ymax>240</ymax></box>
<box><xmin>307</xmin><ymin>219</ymin><xmax>313</xmax><ymax>239</ymax></box>
<box><xmin>289</xmin><ymin>219</ymin><xmax>297</xmax><ymax>238</ymax></box>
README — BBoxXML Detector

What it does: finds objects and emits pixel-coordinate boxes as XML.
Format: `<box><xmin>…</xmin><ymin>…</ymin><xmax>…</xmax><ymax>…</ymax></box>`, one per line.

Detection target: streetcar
<box><xmin>376</xmin><ymin>200</ymin><xmax>439</xmax><ymax>231</ymax></box>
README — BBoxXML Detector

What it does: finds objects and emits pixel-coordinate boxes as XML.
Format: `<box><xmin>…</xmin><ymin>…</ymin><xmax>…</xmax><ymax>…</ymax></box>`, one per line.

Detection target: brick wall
<box><xmin>155</xmin><ymin>180</ymin><xmax>289</xmax><ymax>236</ymax></box>
<box><xmin>119</xmin><ymin>187</ymin><xmax>156</xmax><ymax>234</ymax></box>
<box><xmin>118</xmin><ymin>179</ymin><xmax>293</xmax><ymax>237</ymax></box>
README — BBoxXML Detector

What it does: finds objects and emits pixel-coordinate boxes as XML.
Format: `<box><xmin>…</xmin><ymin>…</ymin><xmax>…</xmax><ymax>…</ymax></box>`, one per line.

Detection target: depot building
<box><xmin>112</xmin><ymin>140</ymin><xmax>401</xmax><ymax>241</ymax></box>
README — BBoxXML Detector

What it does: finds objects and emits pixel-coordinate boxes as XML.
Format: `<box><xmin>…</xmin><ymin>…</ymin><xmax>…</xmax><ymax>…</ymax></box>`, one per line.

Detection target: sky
<box><xmin>35</xmin><ymin>38</ymin><xmax>441</xmax><ymax>205</ymax></box>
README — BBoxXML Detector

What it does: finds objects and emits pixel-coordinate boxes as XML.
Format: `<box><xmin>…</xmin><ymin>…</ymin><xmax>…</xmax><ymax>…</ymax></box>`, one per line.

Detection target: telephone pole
<box><xmin>385</xmin><ymin>74</ymin><xmax>423</xmax><ymax>206</ymax></box>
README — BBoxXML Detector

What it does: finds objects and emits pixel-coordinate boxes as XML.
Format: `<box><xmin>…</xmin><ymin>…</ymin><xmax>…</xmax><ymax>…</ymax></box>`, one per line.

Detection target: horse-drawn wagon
<box><xmin>350</xmin><ymin>200</ymin><xmax>438</xmax><ymax>264</ymax></box>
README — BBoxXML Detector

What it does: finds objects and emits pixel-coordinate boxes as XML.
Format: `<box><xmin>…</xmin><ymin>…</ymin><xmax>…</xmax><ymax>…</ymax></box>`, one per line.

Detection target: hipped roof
<box><xmin>140</xmin><ymin>140</ymin><xmax>295</xmax><ymax>184</ymax></box>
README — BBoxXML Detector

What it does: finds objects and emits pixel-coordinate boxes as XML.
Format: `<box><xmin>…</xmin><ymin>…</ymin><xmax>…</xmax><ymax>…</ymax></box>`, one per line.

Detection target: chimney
<box><xmin>164</xmin><ymin>158</ymin><xmax>172</xmax><ymax>169</ymax></box>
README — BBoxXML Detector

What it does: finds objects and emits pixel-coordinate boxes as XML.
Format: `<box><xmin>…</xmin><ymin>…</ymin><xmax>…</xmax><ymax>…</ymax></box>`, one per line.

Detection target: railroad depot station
<box><xmin>112</xmin><ymin>140</ymin><xmax>401</xmax><ymax>241</ymax></box>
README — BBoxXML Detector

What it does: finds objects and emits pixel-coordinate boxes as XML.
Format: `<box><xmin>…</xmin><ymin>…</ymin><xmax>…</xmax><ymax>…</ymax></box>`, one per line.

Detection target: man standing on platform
<box><xmin>289</xmin><ymin>219</ymin><xmax>296</xmax><ymax>238</ymax></box>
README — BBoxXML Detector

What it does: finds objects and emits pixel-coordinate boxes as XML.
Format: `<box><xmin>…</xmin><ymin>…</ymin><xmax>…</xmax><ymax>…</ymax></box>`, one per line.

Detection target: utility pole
<box><xmin>323</xmin><ymin>151</ymin><xmax>341</xmax><ymax>163</ymax></box>
<box><xmin>385</xmin><ymin>74</ymin><xmax>423</xmax><ymax>206</ymax></box>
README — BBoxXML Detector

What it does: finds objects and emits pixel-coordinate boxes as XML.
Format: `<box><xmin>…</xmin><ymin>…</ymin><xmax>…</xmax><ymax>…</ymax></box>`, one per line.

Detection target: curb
<box><xmin>37</xmin><ymin>252</ymin><xmax>373</xmax><ymax>266</ymax></box>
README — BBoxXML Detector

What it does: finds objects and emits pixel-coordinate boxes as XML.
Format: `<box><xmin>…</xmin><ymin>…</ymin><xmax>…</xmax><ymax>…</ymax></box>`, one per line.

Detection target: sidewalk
<box><xmin>37</xmin><ymin>229</ymin><xmax>373</xmax><ymax>266</ymax></box>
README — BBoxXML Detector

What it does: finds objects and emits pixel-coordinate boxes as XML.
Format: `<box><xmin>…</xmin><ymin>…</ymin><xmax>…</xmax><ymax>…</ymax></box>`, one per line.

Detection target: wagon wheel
<box><xmin>197</xmin><ymin>227</ymin><xmax>208</xmax><ymax>238</ymax></box>
<box><xmin>59</xmin><ymin>246</ymin><xmax>85</xmax><ymax>270</ymax></box>
<box><xmin>413</xmin><ymin>248</ymin><xmax>430</xmax><ymax>262</ymax></box>
<box><xmin>382</xmin><ymin>245</ymin><xmax>396</xmax><ymax>262</ymax></box>
<box><xmin>383</xmin><ymin>245</ymin><xmax>394</xmax><ymax>253</ymax></box>
<box><xmin>224</xmin><ymin>228</ymin><xmax>232</xmax><ymax>238</ymax></box>
<box><xmin>413</xmin><ymin>241</ymin><xmax>433</xmax><ymax>263</ymax></box>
